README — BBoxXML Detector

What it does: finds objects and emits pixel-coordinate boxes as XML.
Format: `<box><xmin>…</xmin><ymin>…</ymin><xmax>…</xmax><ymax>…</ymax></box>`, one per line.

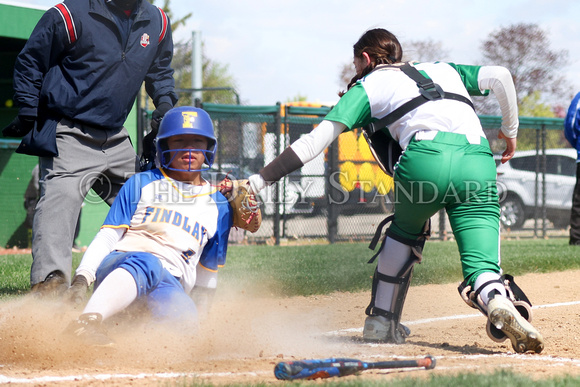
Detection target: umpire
<box><xmin>1</xmin><ymin>0</ymin><xmax>178</xmax><ymax>296</ymax></box>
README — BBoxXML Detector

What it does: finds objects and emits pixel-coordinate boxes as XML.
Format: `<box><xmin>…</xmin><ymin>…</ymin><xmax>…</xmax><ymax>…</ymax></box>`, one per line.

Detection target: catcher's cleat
<box><xmin>65</xmin><ymin>313</ymin><xmax>114</xmax><ymax>348</ymax></box>
<box><xmin>30</xmin><ymin>271</ymin><xmax>68</xmax><ymax>299</ymax></box>
<box><xmin>487</xmin><ymin>294</ymin><xmax>544</xmax><ymax>353</ymax></box>
<box><xmin>362</xmin><ymin>315</ymin><xmax>410</xmax><ymax>344</ymax></box>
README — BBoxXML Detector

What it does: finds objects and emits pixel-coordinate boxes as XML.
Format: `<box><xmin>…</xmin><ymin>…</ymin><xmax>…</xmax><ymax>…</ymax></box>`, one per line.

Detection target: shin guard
<box><xmin>364</xmin><ymin>219</ymin><xmax>430</xmax><ymax>343</ymax></box>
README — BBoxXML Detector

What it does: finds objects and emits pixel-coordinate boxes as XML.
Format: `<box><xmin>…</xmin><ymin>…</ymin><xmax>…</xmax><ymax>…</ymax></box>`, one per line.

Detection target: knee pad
<box><xmin>458</xmin><ymin>274</ymin><xmax>533</xmax><ymax>342</ymax></box>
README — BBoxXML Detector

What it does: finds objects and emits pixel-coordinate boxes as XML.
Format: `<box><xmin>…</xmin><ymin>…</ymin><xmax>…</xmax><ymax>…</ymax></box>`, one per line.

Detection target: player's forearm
<box><xmin>478</xmin><ymin>66</ymin><xmax>519</xmax><ymax>138</ymax></box>
<box><xmin>75</xmin><ymin>227</ymin><xmax>124</xmax><ymax>284</ymax></box>
<box><xmin>256</xmin><ymin>120</ymin><xmax>346</xmax><ymax>188</ymax></box>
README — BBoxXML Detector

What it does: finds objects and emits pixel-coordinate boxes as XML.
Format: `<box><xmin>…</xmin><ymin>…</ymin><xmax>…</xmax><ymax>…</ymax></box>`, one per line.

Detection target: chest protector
<box><xmin>362</xmin><ymin>62</ymin><xmax>475</xmax><ymax>177</ymax></box>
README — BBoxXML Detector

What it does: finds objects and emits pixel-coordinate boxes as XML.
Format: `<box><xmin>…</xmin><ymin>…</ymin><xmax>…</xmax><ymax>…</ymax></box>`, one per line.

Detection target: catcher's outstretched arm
<box><xmin>249</xmin><ymin>120</ymin><xmax>346</xmax><ymax>194</ymax></box>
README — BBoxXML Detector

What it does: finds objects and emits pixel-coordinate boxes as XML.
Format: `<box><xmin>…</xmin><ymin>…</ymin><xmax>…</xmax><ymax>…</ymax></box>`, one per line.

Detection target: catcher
<box><xmin>64</xmin><ymin>106</ymin><xmax>261</xmax><ymax>346</ymax></box>
<box><xmin>247</xmin><ymin>29</ymin><xmax>543</xmax><ymax>354</ymax></box>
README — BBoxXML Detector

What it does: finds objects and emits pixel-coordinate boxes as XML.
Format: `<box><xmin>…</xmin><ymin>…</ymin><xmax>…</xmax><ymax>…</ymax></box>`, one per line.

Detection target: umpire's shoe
<box><xmin>362</xmin><ymin>315</ymin><xmax>410</xmax><ymax>344</ymax></box>
<box><xmin>487</xmin><ymin>294</ymin><xmax>544</xmax><ymax>353</ymax></box>
<box><xmin>30</xmin><ymin>271</ymin><xmax>68</xmax><ymax>298</ymax></box>
<box><xmin>65</xmin><ymin>313</ymin><xmax>114</xmax><ymax>348</ymax></box>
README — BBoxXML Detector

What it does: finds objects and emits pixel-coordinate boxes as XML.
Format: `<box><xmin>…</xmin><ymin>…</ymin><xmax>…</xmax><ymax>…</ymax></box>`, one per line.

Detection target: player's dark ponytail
<box><xmin>340</xmin><ymin>28</ymin><xmax>403</xmax><ymax>96</ymax></box>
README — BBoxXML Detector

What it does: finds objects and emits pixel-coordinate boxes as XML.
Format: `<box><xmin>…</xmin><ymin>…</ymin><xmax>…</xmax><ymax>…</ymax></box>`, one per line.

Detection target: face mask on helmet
<box><xmin>157</xmin><ymin>138</ymin><xmax>216</xmax><ymax>173</ymax></box>
<box><xmin>154</xmin><ymin>106</ymin><xmax>217</xmax><ymax>172</ymax></box>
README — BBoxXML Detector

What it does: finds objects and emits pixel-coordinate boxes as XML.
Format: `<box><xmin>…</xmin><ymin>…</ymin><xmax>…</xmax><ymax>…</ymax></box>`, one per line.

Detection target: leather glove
<box><xmin>65</xmin><ymin>274</ymin><xmax>89</xmax><ymax>307</ymax></box>
<box><xmin>2</xmin><ymin>115</ymin><xmax>35</xmax><ymax>138</ymax></box>
<box><xmin>150</xmin><ymin>102</ymin><xmax>172</xmax><ymax>131</ymax></box>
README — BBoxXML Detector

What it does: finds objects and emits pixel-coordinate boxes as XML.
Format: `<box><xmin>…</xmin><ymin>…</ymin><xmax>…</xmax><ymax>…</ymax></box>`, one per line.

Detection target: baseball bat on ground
<box><xmin>274</xmin><ymin>355</ymin><xmax>436</xmax><ymax>380</ymax></box>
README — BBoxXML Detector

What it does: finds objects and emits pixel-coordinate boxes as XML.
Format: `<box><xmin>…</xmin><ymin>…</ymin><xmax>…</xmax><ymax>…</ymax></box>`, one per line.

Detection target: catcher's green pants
<box><xmin>390</xmin><ymin>131</ymin><xmax>500</xmax><ymax>287</ymax></box>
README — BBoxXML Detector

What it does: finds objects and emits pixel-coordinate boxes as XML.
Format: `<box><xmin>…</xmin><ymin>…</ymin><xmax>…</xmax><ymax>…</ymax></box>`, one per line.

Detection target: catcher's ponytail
<box><xmin>339</xmin><ymin>29</ymin><xmax>403</xmax><ymax>96</ymax></box>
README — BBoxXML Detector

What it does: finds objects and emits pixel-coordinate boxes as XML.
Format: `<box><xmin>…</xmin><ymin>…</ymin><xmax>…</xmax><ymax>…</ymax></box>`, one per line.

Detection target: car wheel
<box><xmin>500</xmin><ymin>195</ymin><xmax>526</xmax><ymax>230</ymax></box>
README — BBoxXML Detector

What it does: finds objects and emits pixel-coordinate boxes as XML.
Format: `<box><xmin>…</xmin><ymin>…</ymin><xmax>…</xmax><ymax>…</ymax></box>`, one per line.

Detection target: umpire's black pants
<box><xmin>570</xmin><ymin>163</ymin><xmax>580</xmax><ymax>245</ymax></box>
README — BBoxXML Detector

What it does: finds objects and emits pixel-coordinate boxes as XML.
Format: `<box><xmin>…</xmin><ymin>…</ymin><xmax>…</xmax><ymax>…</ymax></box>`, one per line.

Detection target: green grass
<box><xmin>220</xmin><ymin>238</ymin><xmax>580</xmax><ymax>297</ymax></box>
<box><xmin>171</xmin><ymin>370</ymin><xmax>580</xmax><ymax>386</ymax></box>
<box><xmin>0</xmin><ymin>252</ymin><xmax>83</xmax><ymax>300</ymax></box>
<box><xmin>3</xmin><ymin>239</ymin><xmax>580</xmax><ymax>386</ymax></box>
<box><xmin>2</xmin><ymin>239</ymin><xmax>579</xmax><ymax>300</ymax></box>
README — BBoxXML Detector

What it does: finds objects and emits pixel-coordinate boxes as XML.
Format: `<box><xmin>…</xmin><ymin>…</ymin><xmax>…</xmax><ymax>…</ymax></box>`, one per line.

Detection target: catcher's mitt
<box><xmin>218</xmin><ymin>177</ymin><xmax>262</xmax><ymax>233</ymax></box>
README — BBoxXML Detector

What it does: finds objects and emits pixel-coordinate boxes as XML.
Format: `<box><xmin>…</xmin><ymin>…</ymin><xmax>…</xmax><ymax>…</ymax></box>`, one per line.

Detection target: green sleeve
<box><xmin>447</xmin><ymin>63</ymin><xmax>490</xmax><ymax>96</ymax></box>
<box><xmin>324</xmin><ymin>83</ymin><xmax>373</xmax><ymax>130</ymax></box>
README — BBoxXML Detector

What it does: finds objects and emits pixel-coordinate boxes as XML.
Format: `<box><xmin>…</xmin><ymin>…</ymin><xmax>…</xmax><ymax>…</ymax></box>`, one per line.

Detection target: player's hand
<box><xmin>218</xmin><ymin>176</ymin><xmax>234</xmax><ymax>197</ymax></box>
<box><xmin>2</xmin><ymin>115</ymin><xmax>35</xmax><ymax>138</ymax></box>
<box><xmin>248</xmin><ymin>174</ymin><xmax>267</xmax><ymax>194</ymax></box>
<box><xmin>65</xmin><ymin>274</ymin><xmax>89</xmax><ymax>307</ymax></box>
<box><xmin>498</xmin><ymin>131</ymin><xmax>517</xmax><ymax>164</ymax></box>
<box><xmin>150</xmin><ymin>102</ymin><xmax>172</xmax><ymax>131</ymax></box>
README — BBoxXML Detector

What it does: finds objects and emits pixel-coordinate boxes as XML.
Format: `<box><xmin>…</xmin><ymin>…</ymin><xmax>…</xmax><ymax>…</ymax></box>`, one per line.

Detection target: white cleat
<box><xmin>487</xmin><ymin>295</ymin><xmax>544</xmax><ymax>353</ymax></box>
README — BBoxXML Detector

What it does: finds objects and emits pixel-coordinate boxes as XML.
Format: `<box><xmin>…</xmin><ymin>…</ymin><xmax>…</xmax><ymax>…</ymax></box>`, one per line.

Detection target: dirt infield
<box><xmin>1</xmin><ymin>269</ymin><xmax>580</xmax><ymax>385</ymax></box>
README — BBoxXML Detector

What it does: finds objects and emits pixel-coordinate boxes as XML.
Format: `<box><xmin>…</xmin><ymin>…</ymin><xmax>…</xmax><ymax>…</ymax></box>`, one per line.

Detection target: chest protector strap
<box><xmin>365</xmin><ymin>62</ymin><xmax>475</xmax><ymax>136</ymax></box>
<box><xmin>362</xmin><ymin>62</ymin><xmax>476</xmax><ymax>177</ymax></box>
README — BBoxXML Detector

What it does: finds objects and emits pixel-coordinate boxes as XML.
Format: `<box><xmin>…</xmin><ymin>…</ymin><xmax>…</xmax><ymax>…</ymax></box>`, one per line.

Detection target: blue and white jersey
<box><xmin>103</xmin><ymin>169</ymin><xmax>232</xmax><ymax>293</ymax></box>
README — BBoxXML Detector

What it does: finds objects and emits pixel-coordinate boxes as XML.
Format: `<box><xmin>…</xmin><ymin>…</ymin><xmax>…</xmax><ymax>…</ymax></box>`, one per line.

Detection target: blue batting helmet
<box><xmin>154</xmin><ymin>106</ymin><xmax>217</xmax><ymax>172</ymax></box>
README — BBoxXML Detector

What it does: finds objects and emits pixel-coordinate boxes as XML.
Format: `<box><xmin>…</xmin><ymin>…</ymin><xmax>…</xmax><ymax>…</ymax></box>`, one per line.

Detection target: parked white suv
<box><xmin>495</xmin><ymin>148</ymin><xmax>577</xmax><ymax>230</ymax></box>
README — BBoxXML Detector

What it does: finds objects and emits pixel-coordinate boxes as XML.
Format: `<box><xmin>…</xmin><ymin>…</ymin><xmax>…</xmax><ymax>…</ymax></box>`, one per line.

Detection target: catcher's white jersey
<box><xmin>327</xmin><ymin>62</ymin><xmax>496</xmax><ymax>149</ymax></box>
<box><xmin>102</xmin><ymin>168</ymin><xmax>232</xmax><ymax>293</ymax></box>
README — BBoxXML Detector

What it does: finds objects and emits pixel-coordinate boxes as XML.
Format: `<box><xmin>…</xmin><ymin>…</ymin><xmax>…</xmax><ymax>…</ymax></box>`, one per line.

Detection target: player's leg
<box><xmin>447</xmin><ymin>143</ymin><xmax>543</xmax><ymax>353</ymax></box>
<box><xmin>30</xmin><ymin>121</ymin><xmax>106</xmax><ymax>294</ymax></box>
<box><xmin>146</xmin><ymin>271</ymin><xmax>198</xmax><ymax>334</ymax></box>
<box><xmin>66</xmin><ymin>251</ymin><xmax>164</xmax><ymax>346</ymax></box>
<box><xmin>363</xmin><ymin>139</ymin><xmax>444</xmax><ymax>343</ymax></box>
<box><xmin>91</xmin><ymin>126</ymin><xmax>139</xmax><ymax>205</ymax></box>
<box><xmin>363</xmin><ymin>234</ymin><xmax>423</xmax><ymax>343</ymax></box>
<box><xmin>451</xmin><ymin>204</ymin><xmax>543</xmax><ymax>353</ymax></box>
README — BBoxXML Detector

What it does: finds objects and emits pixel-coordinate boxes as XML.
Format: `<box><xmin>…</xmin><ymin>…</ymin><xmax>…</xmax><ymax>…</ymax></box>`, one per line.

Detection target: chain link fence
<box><xmin>138</xmin><ymin>101</ymin><xmax>571</xmax><ymax>244</ymax></box>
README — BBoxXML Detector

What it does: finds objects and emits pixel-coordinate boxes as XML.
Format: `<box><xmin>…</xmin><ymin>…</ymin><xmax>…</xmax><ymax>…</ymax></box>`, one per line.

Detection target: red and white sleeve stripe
<box><xmin>54</xmin><ymin>2</ymin><xmax>77</xmax><ymax>44</ymax></box>
<box><xmin>157</xmin><ymin>7</ymin><xmax>168</xmax><ymax>43</ymax></box>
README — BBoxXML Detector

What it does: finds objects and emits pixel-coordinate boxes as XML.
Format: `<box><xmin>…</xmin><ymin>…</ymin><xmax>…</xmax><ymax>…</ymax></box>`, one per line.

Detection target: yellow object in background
<box><xmin>339</xmin><ymin>161</ymin><xmax>357</xmax><ymax>192</ymax></box>
<box><xmin>358</xmin><ymin>133</ymin><xmax>374</xmax><ymax>161</ymax></box>
<box><xmin>338</xmin><ymin>131</ymin><xmax>359</xmax><ymax>161</ymax></box>
<box><xmin>374</xmin><ymin>165</ymin><xmax>394</xmax><ymax>195</ymax></box>
<box><xmin>358</xmin><ymin>162</ymin><xmax>375</xmax><ymax>193</ymax></box>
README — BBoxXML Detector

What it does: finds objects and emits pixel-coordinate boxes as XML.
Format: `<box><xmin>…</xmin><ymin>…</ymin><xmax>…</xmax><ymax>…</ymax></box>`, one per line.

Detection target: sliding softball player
<box><xmin>65</xmin><ymin>106</ymin><xmax>260</xmax><ymax>346</ymax></box>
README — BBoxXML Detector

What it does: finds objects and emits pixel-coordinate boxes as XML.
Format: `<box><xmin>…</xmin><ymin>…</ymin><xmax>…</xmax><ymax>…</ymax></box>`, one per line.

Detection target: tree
<box><xmin>286</xmin><ymin>94</ymin><xmax>308</xmax><ymax>103</ymax></box>
<box><xmin>338</xmin><ymin>63</ymin><xmax>354</xmax><ymax>93</ymax></box>
<box><xmin>518</xmin><ymin>91</ymin><xmax>555</xmax><ymax>118</ymax></box>
<box><xmin>150</xmin><ymin>0</ymin><xmax>191</xmax><ymax>31</ymax></box>
<box><xmin>147</xmin><ymin>0</ymin><xmax>239</xmax><ymax>105</ymax></box>
<box><xmin>477</xmin><ymin>23</ymin><xmax>570</xmax><ymax>116</ymax></box>
<box><xmin>402</xmin><ymin>39</ymin><xmax>450</xmax><ymax>62</ymax></box>
<box><xmin>171</xmin><ymin>40</ymin><xmax>239</xmax><ymax>105</ymax></box>
<box><xmin>513</xmin><ymin>91</ymin><xmax>568</xmax><ymax>150</ymax></box>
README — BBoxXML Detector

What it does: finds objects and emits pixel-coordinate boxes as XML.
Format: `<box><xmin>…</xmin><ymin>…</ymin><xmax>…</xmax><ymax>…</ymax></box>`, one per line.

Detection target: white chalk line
<box><xmin>329</xmin><ymin>299</ymin><xmax>580</xmax><ymax>335</ymax></box>
<box><xmin>1</xmin><ymin>299</ymin><xmax>580</xmax><ymax>384</ymax></box>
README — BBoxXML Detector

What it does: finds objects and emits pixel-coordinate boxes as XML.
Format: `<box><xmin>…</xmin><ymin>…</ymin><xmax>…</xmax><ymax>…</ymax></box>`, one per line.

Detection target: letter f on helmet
<box><xmin>154</xmin><ymin>106</ymin><xmax>217</xmax><ymax>171</ymax></box>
